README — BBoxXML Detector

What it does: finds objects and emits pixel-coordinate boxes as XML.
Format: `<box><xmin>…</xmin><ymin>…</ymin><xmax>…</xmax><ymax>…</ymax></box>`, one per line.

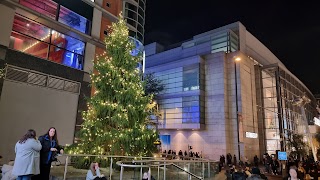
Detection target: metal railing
<box><xmin>4</xmin><ymin>65</ymin><xmax>81</xmax><ymax>94</ymax></box>
<box><xmin>117</xmin><ymin>160</ymin><xmax>205</xmax><ymax>180</ymax></box>
<box><xmin>53</xmin><ymin>154</ymin><xmax>219</xmax><ymax>180</ymax></box>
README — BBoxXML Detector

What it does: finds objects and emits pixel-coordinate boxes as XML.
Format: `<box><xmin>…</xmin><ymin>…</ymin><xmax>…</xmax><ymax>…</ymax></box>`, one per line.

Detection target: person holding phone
<box><xmin>32</xmin><ymin>127</ymin><xmax>63</xmax><ymax>180</ymax></box>
<box><xmin>86</xmin><ymin>162</ymin><xmax>107</xmax><ymax>180</ymax></box>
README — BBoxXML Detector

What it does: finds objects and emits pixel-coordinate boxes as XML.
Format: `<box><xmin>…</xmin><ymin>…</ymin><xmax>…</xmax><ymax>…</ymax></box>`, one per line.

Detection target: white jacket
<box><xmin>1</xmin><ymin>164</ymin><xmax>17</xmax><ymax>180</ymax></box>
<box><xmin>12</xmin><ymin>138</ymin><xmax>42</xmax><ymax>176</ymax></box>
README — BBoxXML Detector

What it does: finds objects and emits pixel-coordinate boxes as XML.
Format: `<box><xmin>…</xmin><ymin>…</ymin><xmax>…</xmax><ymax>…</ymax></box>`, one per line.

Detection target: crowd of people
<box><xmin>162</xmin><ymin>149</ymin><xmax>202</xmax><ymax>159</ymax></box>
<box><xmin>218</xmin><ymin>152</ymin><xmax>320</xmax><ymax>180</ymax></box>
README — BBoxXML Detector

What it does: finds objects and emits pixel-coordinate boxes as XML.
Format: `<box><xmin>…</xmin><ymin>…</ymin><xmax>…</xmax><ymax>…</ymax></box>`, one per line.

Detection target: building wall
<box><xmin>0</xmin><ymin>4</ymin><xmax>15</xmax><ymax>47</ymax></box>
<box><xmin>204</xmin><ymin>52</ymin><xmax>230</xmax><ymax>159</ymax></box>
<box><xmin>147</xmin><ymin>51</ymin><xmax>261</xmax><ymax>161</ymax></box>
<box><xmin>0</xmin><ymin>80</ymin><xmax>78</xmax><ymax>162</ymax></box>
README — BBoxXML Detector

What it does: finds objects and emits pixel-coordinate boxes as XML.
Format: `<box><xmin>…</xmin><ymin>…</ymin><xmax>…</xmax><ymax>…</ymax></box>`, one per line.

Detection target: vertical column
<box><xmin>0</xmin><ymin>4</ymin><xmax>15</xmax><ymax>47</ymax></box>
<box><xmin>0</xmin><ymin>4</ymin><xmax>14</xmax><ymax>100</ymax></box>
<box><xmin>83</xmin><ymin>2</ymin><xmax>102</xmax><ymax>73</ymax></box>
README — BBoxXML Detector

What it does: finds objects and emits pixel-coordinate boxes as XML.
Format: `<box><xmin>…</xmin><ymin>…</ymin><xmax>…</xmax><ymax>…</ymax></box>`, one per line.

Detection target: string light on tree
<box><xmin>65</xmin><ymin>13</ymin><xmax>158</xmax><ymax>167</ymax></box>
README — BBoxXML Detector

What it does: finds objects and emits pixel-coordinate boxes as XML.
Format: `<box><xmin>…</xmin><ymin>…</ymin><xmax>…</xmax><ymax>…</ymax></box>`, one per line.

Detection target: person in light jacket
<box><xmin>86</xmin><ymin>162</ymin><xmax>107</xmax><ymax>180</ymax></box>
<box><xmin>12</xmin><ymin>129</ymin><xmax>42</xmax><ymax>180</ymax></box>
<box><xmin>1</xmin><ymin>161</ymin><xmax>17</xmax><ymax>180</ymax></box>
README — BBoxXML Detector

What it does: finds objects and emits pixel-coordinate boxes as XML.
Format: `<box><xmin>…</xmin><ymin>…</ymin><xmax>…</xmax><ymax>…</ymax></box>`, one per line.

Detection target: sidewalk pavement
<box><xmin>213</xmin><ymin>170</ymin><xmax>283</xmax><ymax>180</ymax></box>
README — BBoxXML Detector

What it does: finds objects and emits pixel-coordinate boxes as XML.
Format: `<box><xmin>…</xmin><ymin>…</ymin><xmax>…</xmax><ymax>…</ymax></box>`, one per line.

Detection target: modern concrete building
<box><xmin>0</xmin><ymin>0</ymin><xmax>146</xmax><ymax>162</ymax></box>
<box><xmin>145</xmin><ymin>22</ymin><xmax>317</xmax><ymax>161</ymax></box>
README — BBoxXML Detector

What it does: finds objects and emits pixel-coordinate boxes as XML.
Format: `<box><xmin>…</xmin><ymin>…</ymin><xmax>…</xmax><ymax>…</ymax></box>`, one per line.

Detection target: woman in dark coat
<box><xmin>33</xmin><ymin>127</ymin><xmax>63</xmax><ymax>180</ymax></box>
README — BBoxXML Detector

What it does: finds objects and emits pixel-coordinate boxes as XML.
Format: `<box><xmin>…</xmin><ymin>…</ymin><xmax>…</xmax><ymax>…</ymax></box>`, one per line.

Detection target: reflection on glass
<box><xmin>51</xmin><ymin>31</ymin><xmax>85</xmax><ymax>55</ymax></box>
<box><xmin>48</xmin><ymin>46</ymin><xmax>83</xmax><ymax>69</ymax></box>
<box><xmin>183</xmin><ymin>65</ymin><xmax>199</xmax><ymax>91</ymax></box>
<box><xmin>58</xmin><ymin>5</ymin><xmax>90</xmax><ymax>34</ymax></box>
<box><xmin>19</xmin><ymin>0</ymin><xmax>57</xmax><ymax>20</ymax></box>
<box><xmin>10</xmin><ymin>14</ymin><xmax>85</xmax><ymax>70</ymax></box>
<box><xmin>12</xmin><ymin>15</ymin><xmax>51</xmax><ymax>43</ymax></box>
<box><xmin>10</xmin><ymin>31</ymin><xmax>49</xmax><ymax>59</ymax></box>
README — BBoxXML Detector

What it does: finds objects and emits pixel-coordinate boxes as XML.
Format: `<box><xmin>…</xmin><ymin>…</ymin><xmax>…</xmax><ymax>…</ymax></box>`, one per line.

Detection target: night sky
<box><xmin>144</xmin><ymin>1</ymin><xmax>320</xmax><ymax>95</ymax></box>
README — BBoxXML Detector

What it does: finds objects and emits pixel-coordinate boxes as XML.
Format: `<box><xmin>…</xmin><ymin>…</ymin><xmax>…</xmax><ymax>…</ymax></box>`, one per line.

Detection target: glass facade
<box><xmin>261</xmin><ymin>66</ymin><xmax>317</xmax><ymax>155</ymax></box>
<box><xmin>211</xmin><ymin>31</ymin><xmax>239</xmax><ymax>53</ymax></box>
<box><xmin>19</xmin><ymin>0</ymin><xmax>91</xmax><ymax>34</ymax></box>
<box><xmin>182</xmin><ymin>30</ymin><xmax>239</xmax><ymax>54</ymax></box>
<box><xmin>155</xmin><ymin>64</ymin><xmax>204</xmax><ymax>128</ymax></box>
<box><xmin>10</xmin><ymin>14</ymin><xmax>85</xmax><ymax>70</ymax></box>
<box><xmin>124</xmin><ymin>0</ymin><xmax>145</xmax><ymax>42</ymax></box>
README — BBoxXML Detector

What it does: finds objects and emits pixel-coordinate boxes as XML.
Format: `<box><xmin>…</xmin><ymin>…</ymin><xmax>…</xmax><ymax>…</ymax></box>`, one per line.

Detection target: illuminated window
<box><xmin>10</xmin><ymin>14</ymin><xmax>85</xmax><ymax>70</ymax></box>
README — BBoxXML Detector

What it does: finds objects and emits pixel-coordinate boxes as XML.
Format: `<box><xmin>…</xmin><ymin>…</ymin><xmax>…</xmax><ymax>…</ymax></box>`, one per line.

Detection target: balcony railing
<box><xmin>4</xmin><ymin>65</ymin><xmax>81</xmax><ymax>94</ymax></box>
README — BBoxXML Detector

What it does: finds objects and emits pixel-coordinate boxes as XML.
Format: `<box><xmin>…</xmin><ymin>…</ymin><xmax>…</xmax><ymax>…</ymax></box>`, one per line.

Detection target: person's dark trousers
<box><xmin>39</xmin><ymin>163</ymin><xmax>51</xmax><ymax>180</ymax></box>
<box><xmin>17</xmin><ymin>175</ymin><xmax>32</xmax><ymax>180</ymax></box>
<box><xmin>272</xmin><ymin>167</ymin><xmax>278</xmax><ymax>175</ymax></box>
<box><xmin>218</xmin><ymin>163</ymin><xmax>222</xmax><ymax>172</ymax></box>
<box><xmin>93</xmin><ymin>177</ymin><xmax>107</xmax><ymax>180</ymax></box>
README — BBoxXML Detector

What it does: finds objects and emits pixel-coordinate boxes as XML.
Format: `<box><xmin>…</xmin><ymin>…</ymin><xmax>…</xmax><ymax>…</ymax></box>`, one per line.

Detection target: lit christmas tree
<box><xmin>67</xmin><ymin>15</ymin><xmax>157</xmax><ymax>165</ymax></box>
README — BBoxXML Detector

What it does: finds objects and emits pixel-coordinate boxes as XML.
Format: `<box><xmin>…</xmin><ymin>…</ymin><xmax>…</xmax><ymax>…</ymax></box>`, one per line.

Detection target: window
<box><xmin>182</xmin><ymin>96</ymin><xmax>200</xmax><ymax>123</ymax></box>
<box><xmin>10</xmin><ymin>14</ymin><xmax>85</xmax><ymax>70</ymax></box>
<box><xmin>19</xmin><ymin>0</ymin><xmax>58</xmax><ymax>20</ymax></box>
<box><xmin>106</xmin><ymin>2</ymin><xmax>111</xmax><ymax>7</ymax></box>
<box><xmin>183</xmin><ymin>65</ymin><xmax>199</xmax><ymax>91</ymax></box>
<box><xmin>58</xmin><ymin>5</ymin><xmax>91</xmax><ymax>34</ymax></box>
<box><xmin>20</xmin><ymin>0</ymin><xmax>91</xmax><ymax>35</ymax></box>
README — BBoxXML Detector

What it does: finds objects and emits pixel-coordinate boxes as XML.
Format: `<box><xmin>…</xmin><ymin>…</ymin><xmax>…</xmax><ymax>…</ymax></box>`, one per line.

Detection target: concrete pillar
<box><xmin>91</xmin><ymin>3</ymin><xmax>102</xmax><ymax>39</ymax></box>
<box><xmin>83</xmin><ymin>3</ymin><xmax>103</xmax><ymax>74</ymax></box>
<box><xmin>0</xmin><ymin>4</ymin><xmax>15</xmax><ymax>47</ymax></box>
<box><xmin>84</xmin><ymin>43</ymin><xmax>95</xmax><ymax>73</ymax></box>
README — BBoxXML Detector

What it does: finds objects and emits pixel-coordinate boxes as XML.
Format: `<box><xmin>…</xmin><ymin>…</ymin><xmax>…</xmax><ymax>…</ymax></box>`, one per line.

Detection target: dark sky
<box><xmin>144</xmin><ymin>1</ymin><xmax>320</xmax><ymax>95</ymax></box>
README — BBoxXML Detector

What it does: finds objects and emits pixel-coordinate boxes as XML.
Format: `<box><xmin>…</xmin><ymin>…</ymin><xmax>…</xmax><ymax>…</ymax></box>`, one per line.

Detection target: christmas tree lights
<box><xmin>66</xmin><ymin>14</ymin><xmax>158</xmax><ymax>168</ymax></box>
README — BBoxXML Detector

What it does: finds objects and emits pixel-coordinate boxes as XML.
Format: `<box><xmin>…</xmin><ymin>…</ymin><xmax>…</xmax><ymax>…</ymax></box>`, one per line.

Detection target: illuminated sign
<box><xmin>278</xmin><ymin>151</ymin><xmax>287</xmax><ymax>160</ymax></box>
<box><xmin>246</xmin><ymin>132</ymin><xmax>258</xmax><ymax>138</ymax></box>
<box><xmin>314</xmin><ymin>117</ymin><xmax>320</xmax><ymax>126</ymax></box>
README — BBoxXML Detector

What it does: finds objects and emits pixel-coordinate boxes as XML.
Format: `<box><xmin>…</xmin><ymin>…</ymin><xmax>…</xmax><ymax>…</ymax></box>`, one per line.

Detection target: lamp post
<box><xmin>153</xmin><ymin>100</ymin><xmax>161</xmax><ymax>153</ymax></box>
<box><xmin>234</xmin><ymin>56</ymin><xmax>241</xmax><ymax>160</ymax></box>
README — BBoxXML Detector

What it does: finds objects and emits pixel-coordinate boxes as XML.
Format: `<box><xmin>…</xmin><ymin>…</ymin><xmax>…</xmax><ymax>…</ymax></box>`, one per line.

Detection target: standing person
<box><xmin>297</xmin><ymin>161</ymin><xmax>306</xmax><ymax>180</ymax></box>
<box><xmin>86</xmin><ymin>162</ymin><xmax>107</xmax><ymax>180</ymax></box>
<box><xmin>33</xmin><ymin>127</ymin><xmax>63</xmax><ymax>180</ymax></box>
<box><xmin>253</xmin><ymin>155</ymin><xmax>259</xmax><ymax>167</ymax></box>
<box><xmin>271</xmin><ymin>157</ymin><xmax>280</xmax><ymax>175</ymax></box>
<box><xmin>233</xmin><ymin>154</ymin><xmax>237</xmax><ymax>166</ymax></box>
<box><xmin>288</xmin><ymin>167</ymin><xmax>299</xmax><ymax>180</ymax></box>
<box><xmin>12</xmin><ymin>129</ymin><xmax>42</xmax><ymax>180</ymax></box>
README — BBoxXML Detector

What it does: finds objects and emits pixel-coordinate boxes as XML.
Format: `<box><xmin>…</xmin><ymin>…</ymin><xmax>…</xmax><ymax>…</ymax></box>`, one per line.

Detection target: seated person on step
<box><xmin>86</xmin><ymin>162</ymin><xmax>107</xmax><ymax>180</ymax></box>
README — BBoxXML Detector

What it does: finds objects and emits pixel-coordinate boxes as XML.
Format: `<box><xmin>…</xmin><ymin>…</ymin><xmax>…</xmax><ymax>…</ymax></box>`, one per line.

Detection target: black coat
<box><xmin>38</xmin><ymin>135</ymin><xmax>61</xmax><ymax>165</ymax></box>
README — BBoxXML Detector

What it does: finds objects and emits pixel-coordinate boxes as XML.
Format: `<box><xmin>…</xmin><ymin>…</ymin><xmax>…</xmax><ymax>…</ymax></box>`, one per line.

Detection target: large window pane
<box><xmin>11</xmin><ymin>14</ymin><xmax>85</xmax><ymax>70</ymax></box>
<box><xmin>125</xmin><ymin>2</ymin><xmax>137</xmax><ymax>11</ymax></box>
<box><xmin>10</xmin><ymin>31</ymin><xmax>49</xmax><ymax>59</ymax></box>
<box><xmin>48</xmin><ymin>45</ymin><xmax>84</xmax><ymax>69</ymax></box>
<box><xmin>183</xmin><ymin>66</ymin><xmax>199</xmax><ymax>91</ymax></box>
<box><xmin>51</xmin><ymin>31</ymin><xmax>85</xmax><ymax>55</ymax></box>
<box><xmin>19</xmin><ymin>0</ymin><xmax>57</xmax><ymax>20</ymax></box>
<box><xmin>58</xmin><ymin>5</ymin><xmax>90</xmax><ymax>34</ymax></box>
<box><xmin>12</xmin><ymin>15</ymin><xmax>51</xmax><ymax>43</ymax></box>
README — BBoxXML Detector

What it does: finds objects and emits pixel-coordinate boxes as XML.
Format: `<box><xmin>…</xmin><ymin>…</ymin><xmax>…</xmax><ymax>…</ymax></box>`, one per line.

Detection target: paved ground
<box><xmin>213</xmin><ymin>170</ymin><xmax>283</xmax><ymax>180</ymax></box>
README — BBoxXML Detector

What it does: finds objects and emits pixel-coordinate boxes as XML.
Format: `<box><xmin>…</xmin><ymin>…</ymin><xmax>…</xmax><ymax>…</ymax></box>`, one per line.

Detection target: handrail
<box><xmin>52</xmin><ymin>154</ymin><xmax>218</xmax><ymax>180</ymax></box>
<box><xmin>116</xmin><ymin>160</ymin><xmax>204</xmax><ymax>180</ymax></box>
<box><xmin>171</xmin><ymin>163</ymin><xmax>203</xmax><ymax>180</ymax></box>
